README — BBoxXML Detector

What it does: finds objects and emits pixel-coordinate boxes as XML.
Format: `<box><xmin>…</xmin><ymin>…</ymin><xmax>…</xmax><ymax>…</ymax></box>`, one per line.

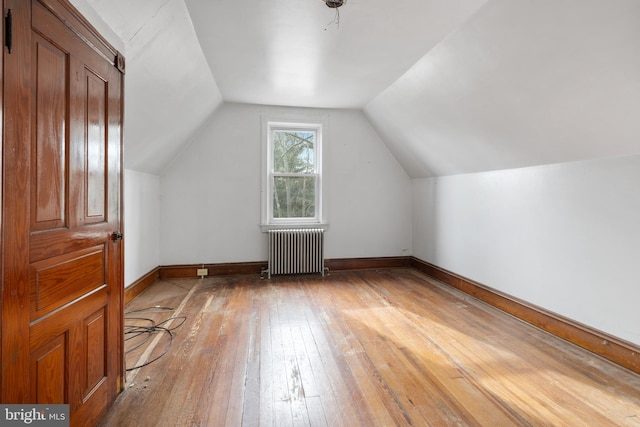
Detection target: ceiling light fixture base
<box><xmin>324</xmin><ymin>0</ymin><xmax>344</xmax><ymax>8</ymax></box>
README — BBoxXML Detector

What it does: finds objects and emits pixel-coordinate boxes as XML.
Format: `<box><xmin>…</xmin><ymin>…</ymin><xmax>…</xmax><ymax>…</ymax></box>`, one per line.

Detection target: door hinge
<box><xmin>5</xmin><ymin>9</ymin><xmax>11</xmax><ymax>54</ymax></box>
<box><xmin>116</xmin><ymin>51</ymin><xmax>126</xmax><ymax>74</ymax></box>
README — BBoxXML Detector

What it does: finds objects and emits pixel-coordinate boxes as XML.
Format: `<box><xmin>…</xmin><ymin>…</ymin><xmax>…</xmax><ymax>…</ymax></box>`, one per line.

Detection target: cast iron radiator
<box><xmin>267</xmin><ymin>229</ymin><xmax>325</xmax><ymax>278</ymax></box>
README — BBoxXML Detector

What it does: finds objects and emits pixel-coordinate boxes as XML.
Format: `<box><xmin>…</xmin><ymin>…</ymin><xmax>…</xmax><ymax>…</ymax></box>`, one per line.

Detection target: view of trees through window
<box><xmin>272</xmin><ymin>130</ymin><xmax>317</xmax><ymax>219</ymax></box>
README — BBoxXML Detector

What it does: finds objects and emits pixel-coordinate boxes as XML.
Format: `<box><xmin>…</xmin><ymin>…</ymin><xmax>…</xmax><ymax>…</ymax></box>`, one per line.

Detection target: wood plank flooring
<box><xmin>99</xmin><ymin>269</ymin><xmax>640</xmax><ymax>426</ymax></box>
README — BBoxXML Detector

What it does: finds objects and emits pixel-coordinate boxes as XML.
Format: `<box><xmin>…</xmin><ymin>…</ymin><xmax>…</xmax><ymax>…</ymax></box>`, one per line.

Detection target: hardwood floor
<box><xmin>100</xmin><ymin>269</ymin><xmax>640</xmax><ymax>426</ymax></box>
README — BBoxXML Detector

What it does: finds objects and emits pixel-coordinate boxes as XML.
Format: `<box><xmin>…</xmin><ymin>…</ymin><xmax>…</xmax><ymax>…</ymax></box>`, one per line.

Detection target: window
<box><xmin>262</xmin><ymin>120</ymin><xmax>324</xmax><ymax>227</ymax></box>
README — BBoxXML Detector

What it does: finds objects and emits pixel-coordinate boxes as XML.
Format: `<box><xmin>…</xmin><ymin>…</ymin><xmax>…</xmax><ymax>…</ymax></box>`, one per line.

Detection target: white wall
<box><xmin>69</xmin><ymin>0</ymin><xmax>124</xmax><ymax>52</ymax></box>
<box><xmin>413</xmin><ymin>154</ymin><xmax>640</xmax><ymax>346</ymax></box>
<box><xmin>160</xmin><ymin>103</ymin><xmax>412</xmax><ymax>265</ymax></box>
<box><xmin>124</xmin><ymin>169</ymin><xmax>161</xmax><ymax>287</ymax></box>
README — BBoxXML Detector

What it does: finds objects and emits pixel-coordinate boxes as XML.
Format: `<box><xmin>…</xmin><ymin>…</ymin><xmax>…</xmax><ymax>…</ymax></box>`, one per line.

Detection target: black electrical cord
<box><xmin>126</xmin><ymin>305</ymin><xmax>174</xmax><ymax>314</ymax></box>
<box><xmin>124</xmin><ymin>306</ymin><xmax>187</xmax><ymax>371</ymax></box>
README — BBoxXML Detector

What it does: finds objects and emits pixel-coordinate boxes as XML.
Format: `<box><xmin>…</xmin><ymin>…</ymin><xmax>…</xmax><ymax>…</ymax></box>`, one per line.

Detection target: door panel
<box><xmin>2</xmin><ymin>0</ymin><xmax>124</xmax><ymax>425</ymax></box>
<box><xmin>30</xmin><ymin>245</ymin><xmax>106</xmax><ymax>319</ymax></box>
<box><xmin>84</xmin><ymin>308</ymin><xmax>107</xmax><ymax>396</ymax></box>
<box><xmin>85</xmin><ymin>71</ymin><xmax>107</xmax><ymax>223</ymax></box>
<box><xmin>32</xmin><ymin>37</ymin><xmax>67</xmax><ymax>231</ymax></box>
<box><xmin>31</xmin><ymin>334</ymin><xmax>67</xmax><ymax>404</ymax></box>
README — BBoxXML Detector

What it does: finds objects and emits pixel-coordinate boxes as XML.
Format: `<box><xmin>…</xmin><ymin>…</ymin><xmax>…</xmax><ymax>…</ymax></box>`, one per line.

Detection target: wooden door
<box><xmin>2</xmin><ymin>0</ymin><xmax>124</xmax><ymax>425</ymax></box>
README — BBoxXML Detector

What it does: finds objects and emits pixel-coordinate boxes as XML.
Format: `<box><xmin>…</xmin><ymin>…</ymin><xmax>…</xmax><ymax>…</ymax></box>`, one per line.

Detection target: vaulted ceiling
<box><xmin>71</xmin><ymin>0</ymin><xmax>640</xmax><ymax>177</ymax></box>
<box><xmin>366</xmin><ymin>0</ymin><xmax>640</xmax><ymax>177</ymax></box>
<box><xmin>186</xmin><ymin>0</ymin><xmax>486</xmax><ymax>109</ymax></box>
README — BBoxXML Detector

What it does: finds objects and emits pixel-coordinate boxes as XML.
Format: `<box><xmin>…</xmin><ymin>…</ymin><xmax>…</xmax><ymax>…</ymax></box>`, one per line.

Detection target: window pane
<box><xmin>273</xmin><ymin>176</ymin><xmax>316</xmax><ymax>218</ymax></box>
<box><xmin>273</xmin><ymin>131</ymin><xmax>315</xmax><ymax>174</ymax></box>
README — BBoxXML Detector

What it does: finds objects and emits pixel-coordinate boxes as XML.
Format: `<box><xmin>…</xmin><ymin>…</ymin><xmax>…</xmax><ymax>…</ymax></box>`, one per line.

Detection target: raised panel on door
<box><xmin>31</xmin><ymin>334</ymin><xmax>67</xmax><ymax>404</ymax></box>
<box><xmin>84</xmin><ymin>70</ymin><xmax>107</xmax><ymax>224</ymax></box>
<box><xmin>84</xmin><ymin>308</ymin><xmax>107</xmax><ymax>398</ymax></box>
<box><xmin>30</xmin><ymin>245</ymin><xmax>106</xmax><ymax>320</ymax></box>
<box><xmin>31</xmin><ymin>35</ymin><xmax>68</xmax><ymax>232</ymax></box>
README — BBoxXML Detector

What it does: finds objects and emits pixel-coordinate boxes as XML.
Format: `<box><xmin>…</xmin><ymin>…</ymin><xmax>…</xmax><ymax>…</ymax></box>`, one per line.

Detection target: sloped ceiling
<box><xmin>73</xmin><ymin>0</ymin><xmax>223</xmax><ymax>175</ymax></box>
<box><xmin>365</xmin><ymin>0</ymin><xmax>640</xmax><ymax>177</ymax></box>
<box><xmin>73</xmin><ymin>0</ymin><xmax>640</xmax><ymax>178</ymax></box>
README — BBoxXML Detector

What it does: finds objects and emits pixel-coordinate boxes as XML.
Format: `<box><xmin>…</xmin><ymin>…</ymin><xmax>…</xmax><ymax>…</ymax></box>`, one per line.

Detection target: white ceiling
<box><xmin>185</xmin><ymin>0</ymin><xmax>486</xmax><ymax>109</ymax></box>
<box><xmin>365</xmin><ymin>0</ymin><xmax>640</xmax><ymax>177</ymax></box>
<box><xmin>72</xmin><ymin>0</ymin><xmax>640</xmax><ymax>177</ymax></box>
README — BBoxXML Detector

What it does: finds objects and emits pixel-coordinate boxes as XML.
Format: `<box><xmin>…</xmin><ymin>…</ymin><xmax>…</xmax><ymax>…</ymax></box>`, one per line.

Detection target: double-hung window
<box><xmin>263</xmin><ymin>121</ymin><xmax>323</xmax><ymax>226</ymax></box>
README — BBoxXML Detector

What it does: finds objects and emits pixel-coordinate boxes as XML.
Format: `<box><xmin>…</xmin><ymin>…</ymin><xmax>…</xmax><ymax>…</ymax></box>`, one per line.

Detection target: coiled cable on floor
<box><xmin>124</xmin><ymin>306</ymin><xmax>187</xmax><ymax>371</ymax></box>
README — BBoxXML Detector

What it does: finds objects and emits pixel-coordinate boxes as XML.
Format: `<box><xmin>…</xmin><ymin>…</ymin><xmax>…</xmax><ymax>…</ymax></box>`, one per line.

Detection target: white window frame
<box><xmin>261</xmin><ymin>118</ymin><xmax>327</xmax><ymax>230</ymax></box>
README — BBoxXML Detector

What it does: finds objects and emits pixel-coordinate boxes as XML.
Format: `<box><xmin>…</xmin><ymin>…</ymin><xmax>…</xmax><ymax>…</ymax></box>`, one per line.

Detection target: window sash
<box><xmin>266</xmin><ymin>122</ymin><xmax>322</xmax><ymax>225</ymax></box>
<box><xmin>272</xmin><ymin>129</ymin><xmax>317</xmax><ymax>174</ymax></box>
<box><xmin>271</xmin><ymin>174</ymin><xmax>318</xmax><ymax>220</ymax></box>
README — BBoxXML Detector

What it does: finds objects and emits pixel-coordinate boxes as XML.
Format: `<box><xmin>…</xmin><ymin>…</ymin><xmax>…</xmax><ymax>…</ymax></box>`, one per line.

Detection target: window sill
<box><xmin>260</xmin><ymin>223</ymin><xmax>329</xmax><ymax>233</ymax></box>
